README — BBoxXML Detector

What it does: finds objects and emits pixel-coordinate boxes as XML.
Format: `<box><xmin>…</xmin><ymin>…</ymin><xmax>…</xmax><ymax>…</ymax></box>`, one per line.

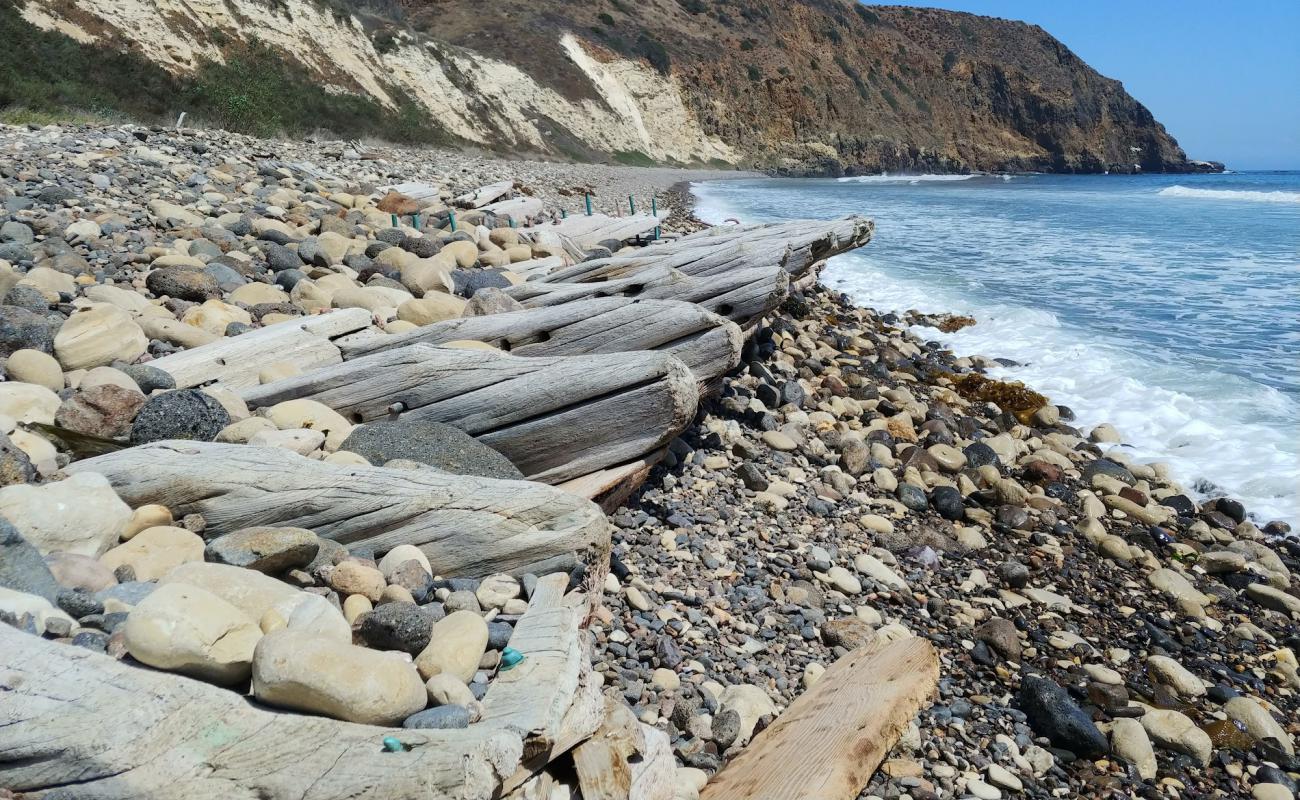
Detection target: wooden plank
<box><xmin>482</xmin><ymin>196</ymin><xmax>544</xmax><ymax>224</ymax></box>
<box><xmin>455</xmin><ymin>181</ymin><xmax>513</xmax><ymax>208</ymax></box>
<box><xmin>699</xmin><ymin>638</ymin><xmax>938</xmax><ymax>800</ymax></box>
<box><xmin>147</xmin><ymin>308</ymin><xmax>373</xmax><ymax>390</ymax></box>
<box><xmin>66</xmin><ymin>441</ymin><xmax>611</xmax><ymax>576</ymax></box>
<box><xmin>556</xmin><ymin>449</ymin><xmax>664</xmax><ymax>514</ymax></box>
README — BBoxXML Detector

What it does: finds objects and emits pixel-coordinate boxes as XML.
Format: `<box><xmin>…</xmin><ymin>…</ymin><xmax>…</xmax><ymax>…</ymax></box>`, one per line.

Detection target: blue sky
<box><xmin>880</xmin><ymin>2</ymin><xmax>1300</xmax><ymax>170</ymax></box>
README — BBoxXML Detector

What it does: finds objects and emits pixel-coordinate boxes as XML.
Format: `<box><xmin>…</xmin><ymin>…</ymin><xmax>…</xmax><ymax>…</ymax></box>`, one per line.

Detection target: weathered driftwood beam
<box><xmin>700</xmin><ymin>638</ymin><xmax>939</xmax><ymax>800</ymax></box>
<box><xmin>66</xmin><ymin>441</ymin><xmax>610</xmax><ymax>575</ymax></box>
<box><xmin>339</xmin><ymin>298</ymin><xmax>743</xmax><ymax>388</ymax></box>
<box><xmin>520</xmin><ymin>212</ymin><xmax>669</xmax><ymax>249</ymax></box>
<box><xmin>504</xmin><ymin>266</ymin><xmax>788</xmax><ymax>330</ymax></box>
<box><xmin>536</xmin><ymin>216</ymin><xmax>873</xmax><ymax>285</ymax></box>
<box><xmin>147</xmin><ymin>308</ymin><xmax>373</xmax><ymax>391</ymax></box>
<box><xmin>0</xmin><ymin>575</ymin><xmax>595</xmax><ymax>800</ymax></box>
<box><xmin>242</xmin><ymin>345</ymin><xmax>699</xmax><ymax>485</ymax></box>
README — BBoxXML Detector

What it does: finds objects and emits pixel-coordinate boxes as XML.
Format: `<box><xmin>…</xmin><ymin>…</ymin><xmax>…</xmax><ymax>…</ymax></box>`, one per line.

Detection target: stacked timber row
<box><xmin>0</xmin><ymin>129</ymin><xmax>932</xmax><ymax>800</ymax></box>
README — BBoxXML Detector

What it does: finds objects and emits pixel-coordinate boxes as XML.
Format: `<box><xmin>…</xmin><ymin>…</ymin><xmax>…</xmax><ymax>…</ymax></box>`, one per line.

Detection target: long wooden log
<box><xmin>519</xmin><ymin>212</ymin><xmax>668</xmax><ymax>249</ymax></box>
<box><xmin>503</xmin><ymin>266</ymin><xmax>788</xmax><ymax>330</ymax></box>
<box><xmin>66</xmin><ymin>441</ymin><xmax>611</xmax><ymax>575</ymax></box>
<box><xmin>146</xmin><ymin>308</ymin><xmax>373</xmax><ymax>390</ymax></box>
<box><xmin>0</xmin><ymin>575</ymin><xmax>595</xmax><ymax>800</ymax></box>
<box><xmin>699</xmin><ymin>638</ymin><xmax>939</xmax><ymax>800</ymax></box>
<box><xmin>338</xmin><ymin>298</ymin><xmax>743</xmax><ymax>387</ymax></box>
<box><xmin>241</xmin><ymin>345</ymin><xmax>699</xmax><ymax>485</ymax></box>
<box><xmin>535</xmin><ymin>216</ymin><xmax>873</xmax><ymax>285</ymax></box>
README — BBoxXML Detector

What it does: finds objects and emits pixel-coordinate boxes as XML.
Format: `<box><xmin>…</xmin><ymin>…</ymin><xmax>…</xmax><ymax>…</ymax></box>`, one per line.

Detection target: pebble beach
<box><xmin>0</xmin><ymin>122</ymin><xmax>1296</xmax><ymax>800</ymax></box>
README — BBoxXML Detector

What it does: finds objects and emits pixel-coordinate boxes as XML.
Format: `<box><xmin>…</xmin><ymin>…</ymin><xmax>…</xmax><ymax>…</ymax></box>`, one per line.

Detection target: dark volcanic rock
<box><xmin>340</xmin><ymin>419</ymin><xmax>522</xmax><ymax>480</ymax></box>
<box><xmin>1018</xmin><ymin>675</ymin><xmax>1109</xmax><ymax>757</ymax></box>
<box><xmin>357</xmin><ymin>602</ymin><xmax>436</xmax><ymax>655</ymax></box>
<box><xmin>0</xmin><ymin>306</ymin><xmax>54</xmax><ymax>356</ymax></box>
<box><xmin>129</xmin><ymin>389</ymin><xmax>230</xmax><ymax>444</ymax></box>
<box><xmin>146</xmin><ymin>266</ymin><xmax>220</xmax><ymax>301</ymax></box>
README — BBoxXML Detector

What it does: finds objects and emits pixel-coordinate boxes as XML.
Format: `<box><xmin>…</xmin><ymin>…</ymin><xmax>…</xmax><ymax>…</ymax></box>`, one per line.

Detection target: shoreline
<box><xmin>1</xmin><ymin>123</ymin><xmax>1297</xmax><ymax>800</ymax></box>
<box><xmin>684</xmin><ymin>175</ymin><xmax>1298</xmax><ymax>531</ymax></box>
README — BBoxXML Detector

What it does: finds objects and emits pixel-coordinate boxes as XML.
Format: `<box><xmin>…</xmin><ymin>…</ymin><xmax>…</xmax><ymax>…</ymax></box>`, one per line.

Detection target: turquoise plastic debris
<box><xmin>500</xmin><ymin>647</ymin><xmax>524</xmax><ymax>671</ymax></box>
<box><xmin>382</xmin><ymin>736</ymin><xmax>408</xmax><ymax>753</ymax></box>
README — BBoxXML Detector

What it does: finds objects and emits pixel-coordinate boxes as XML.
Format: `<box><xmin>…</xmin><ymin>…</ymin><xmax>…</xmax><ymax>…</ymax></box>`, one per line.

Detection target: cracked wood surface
<box><xmin>0</xmin><ymin>576</ymin><xmax>592</xmax><ymax>799</ymax></box>
<box><xmin>338</xmin><ymin>298</ymin><xmax>742</xmax><ymax>388</ymax></box>
<box><xmin>66</xmin><ymin>441</ymin><xmax>610</xmax><ymax>575</ymax></box>
<box><xmin>241</xmin><ymin>345</ymin><xmax>700</xmax><ymax>485</ymax></box>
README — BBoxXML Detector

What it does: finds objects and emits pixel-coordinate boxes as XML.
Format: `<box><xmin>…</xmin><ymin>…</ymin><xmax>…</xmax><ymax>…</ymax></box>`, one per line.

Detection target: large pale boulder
<box><xmin>0</xmin><ymin>472</ymin><xmax>131</xmax><ymax>557</ymax></box>
<box><xmin>1225</xmin><ymin>696</ymin><xmax>1294</xmax><ymax>755</ymax></box>
<box><xmin>138</xmin><ymin>317</ymin><xmax>219</xmax><ymax>349</ymax></box>
<box><xmin>53</xmin><ymin>305</ymin><xmax>148</xmax><ymax>370</ymax></box>
<box><xmin>99</xmin><ymin>525</ymin><xmax>205</xmax><ymax>581</ymax></box>
<box><xmin>397</xmin><ymin>294</ymin><xmax>466</xmax><ymax>326</ymax></box>
<box><xmin>262</xmin><ymin>399</ymin><xmax>354</xmax><ymax>452</ymax></box>
<box><xmin>252</xmin><ymin>629</ymin><xmax>427</xmax><ymax>725</ymax></box>
<box><xmin>123</xmin><ymin>582</ymin><xmax>262</xmax><ymax>685</ymax></box>
<box><xmin>160</xmin><ymin>562</ymin><xmax>312</xmax><ymax>622</ymax></box>
<box><xmin>0</xmin><ymin>382</ymin><xmax>60</xmax><ymax>424</ymax></box>
<box><xmin>415</xmin><ymin>609</ymin><xmax>488</xmax><ymax>683</ymax></box>
<box><xmin>6</xmin><ymin>349</ymin><xmax>63</xmax><ymax>391</ymax></box>
<box><xmin>182</xmin><ymin>299</ymin><xmax>252</xmax><ymax>336</ymax></box>
<box><xmin>719</xmin><ymin>683</ymin><xmax>779</xmax><ymax>745</ymax></box>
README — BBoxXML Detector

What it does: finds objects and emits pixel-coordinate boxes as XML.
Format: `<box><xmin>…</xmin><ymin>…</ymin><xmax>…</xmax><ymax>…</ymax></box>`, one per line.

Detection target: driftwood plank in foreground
<box><xmin>0</xmin><ymin>575</ymin><xmax>594</xmax><ymax>800</ymax></box>
<box><xmin>147</xmin><ymin>308</ymin><xmax>373</xmax><ymax>390</ymax></box>
<box><xmin>66</xmin><ymin>441</ymin><xmax>610</xmax><ymax>575</ymax></box>
<box><xmin>700</xmin><ymin>638</ymin><xmax>939</xmax><ymax>800</ymax></box>
<box><xmin>504</xmin><ymin>266</ymin><xmax>789</xmax><ymax>330</ymax></box>
<box><xmin>242</xmin><ymin>345</ymin><xmax>700</xmax><ymax>485</ymax></box>
<box><xmin>339</xmin><ymin>298</ymin><xmax>743</xmax><ymax>387</ymax></box>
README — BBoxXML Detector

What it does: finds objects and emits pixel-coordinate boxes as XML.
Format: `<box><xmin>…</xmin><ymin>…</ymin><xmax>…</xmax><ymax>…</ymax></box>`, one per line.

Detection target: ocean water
<box><xmin>692</xmin><ymin>172</ymin><xmax>1300</xmax><ymax>526</ymax></box>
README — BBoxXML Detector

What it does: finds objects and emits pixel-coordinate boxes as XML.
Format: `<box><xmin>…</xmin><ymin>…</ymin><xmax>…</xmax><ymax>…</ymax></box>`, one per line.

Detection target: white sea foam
<box><xmin>820</xmin><ymin>254</ymin><xmax>1300</xmax><ymax>525</ymax></box>
<box><xmin>836</xmin><ymin>173</ymin><xmax>980</xmax><ymax>184</ymax></box>
<box><xmin>690</xmin><ymin>180</ymin><xmax>1300</xmax><ymax>524</ymax></box>
<box><xmin>1158</xmin><ymin>185</ymin><xmax>1300</xmax><ymax>204</ymax></box>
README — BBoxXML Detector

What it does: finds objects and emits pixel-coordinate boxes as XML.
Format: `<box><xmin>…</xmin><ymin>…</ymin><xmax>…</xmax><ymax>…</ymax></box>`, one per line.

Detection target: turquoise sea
<box><xmin>693</xmin><ymin>172</ymin><xmax>1300</xmax><ymax>525</ymax></box>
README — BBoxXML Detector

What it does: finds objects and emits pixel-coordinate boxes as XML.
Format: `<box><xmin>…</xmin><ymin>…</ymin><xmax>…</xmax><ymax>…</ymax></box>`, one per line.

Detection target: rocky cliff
<box><xmin>9</xmin><ymin>0</ymin><xmax>1217</xmax><ymax>173</ymax></box>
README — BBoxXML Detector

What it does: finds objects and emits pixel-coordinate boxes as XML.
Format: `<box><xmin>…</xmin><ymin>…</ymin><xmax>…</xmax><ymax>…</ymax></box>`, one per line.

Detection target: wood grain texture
<box><xmin>0</xmin><ymin>576</ymin><xmax>593</xmax><ymax>800</ymax></box>
<box><xmin>147</xmin><ymin>308</ymin><xmax>373</xmax><ymax>390</ymax></box>
<box><xmin>536</xmin><ymin>216</ymin><xmax>873</xmax><ymax>285</ymax></box>
<box><xmin>520</xmin><ymin>212</ymin><xmax>668</xmax><ymax>249</ymax></box>
<box><xmin>503</xmin><ymin>266</ymin><xmax>788</xmax><ymax>330</ymax></box>
<box><xmin>700</xmin><ymin>637</ymin><xmax>938</xmax><ymax>800</ymax></box>
<box><xmin>66</xmin><ymin>441</ymin><xmax>611</xmax><ymax>575</ymax></box>
<box><xmin>242</xmin><ymin>344</ymin><xmax>700</xmax><ymax>485</ymax></box>
<box><xmin>572</xmin><ymin>698</ymin><xmax>645</xmax><ymax>800</ymax></box>
<box><xmin>338</xmin><ymin>298</ymin><xmax>743</xmax><ymax>387</ymax></box>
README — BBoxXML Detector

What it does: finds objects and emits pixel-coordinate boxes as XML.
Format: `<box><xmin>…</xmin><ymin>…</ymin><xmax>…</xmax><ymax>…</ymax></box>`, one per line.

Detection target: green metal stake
<box><xmin>628</xmin><ymin>195</ymin><xmax>636</xmax><ymax>215</ymax></box>
<box><xmin>390</xmin><ymin>213</ymin><xmax>398</xmax><ymax>227</ymax></box>
<box><xmin>584</xmin><ymin>194</ymin><xmax>593</xmax><ymax>216</ymax></box>
<box><xmin>508</xmin><ymin>217</ymin><xmax>516</xmax><ymax>229</ymax></box>
<box><xmin>412</xmin><ymin>213</ymin><xmax>420</xmax><ymax>229</ymax></box>
<box><xmin>651</xmin><ymin>197</ymin><xmax>660</xmax><ymax>240</ymax></box>
<box><xmin>561</xmin><ymin>209</ymin><xmax>567</xmax><ymax>219</ymax></box>
<box><xmin>448</xmin><ymin>209</ymin><xmax>457</xmax><ymax>233</ymax></box>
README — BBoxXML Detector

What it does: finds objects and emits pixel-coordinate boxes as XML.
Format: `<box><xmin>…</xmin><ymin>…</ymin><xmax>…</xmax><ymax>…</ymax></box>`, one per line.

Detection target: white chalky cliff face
<box><xmin>19</xmin><ymin>0</ymin><xmax>736</xmax><ymax>164</ymax></box>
